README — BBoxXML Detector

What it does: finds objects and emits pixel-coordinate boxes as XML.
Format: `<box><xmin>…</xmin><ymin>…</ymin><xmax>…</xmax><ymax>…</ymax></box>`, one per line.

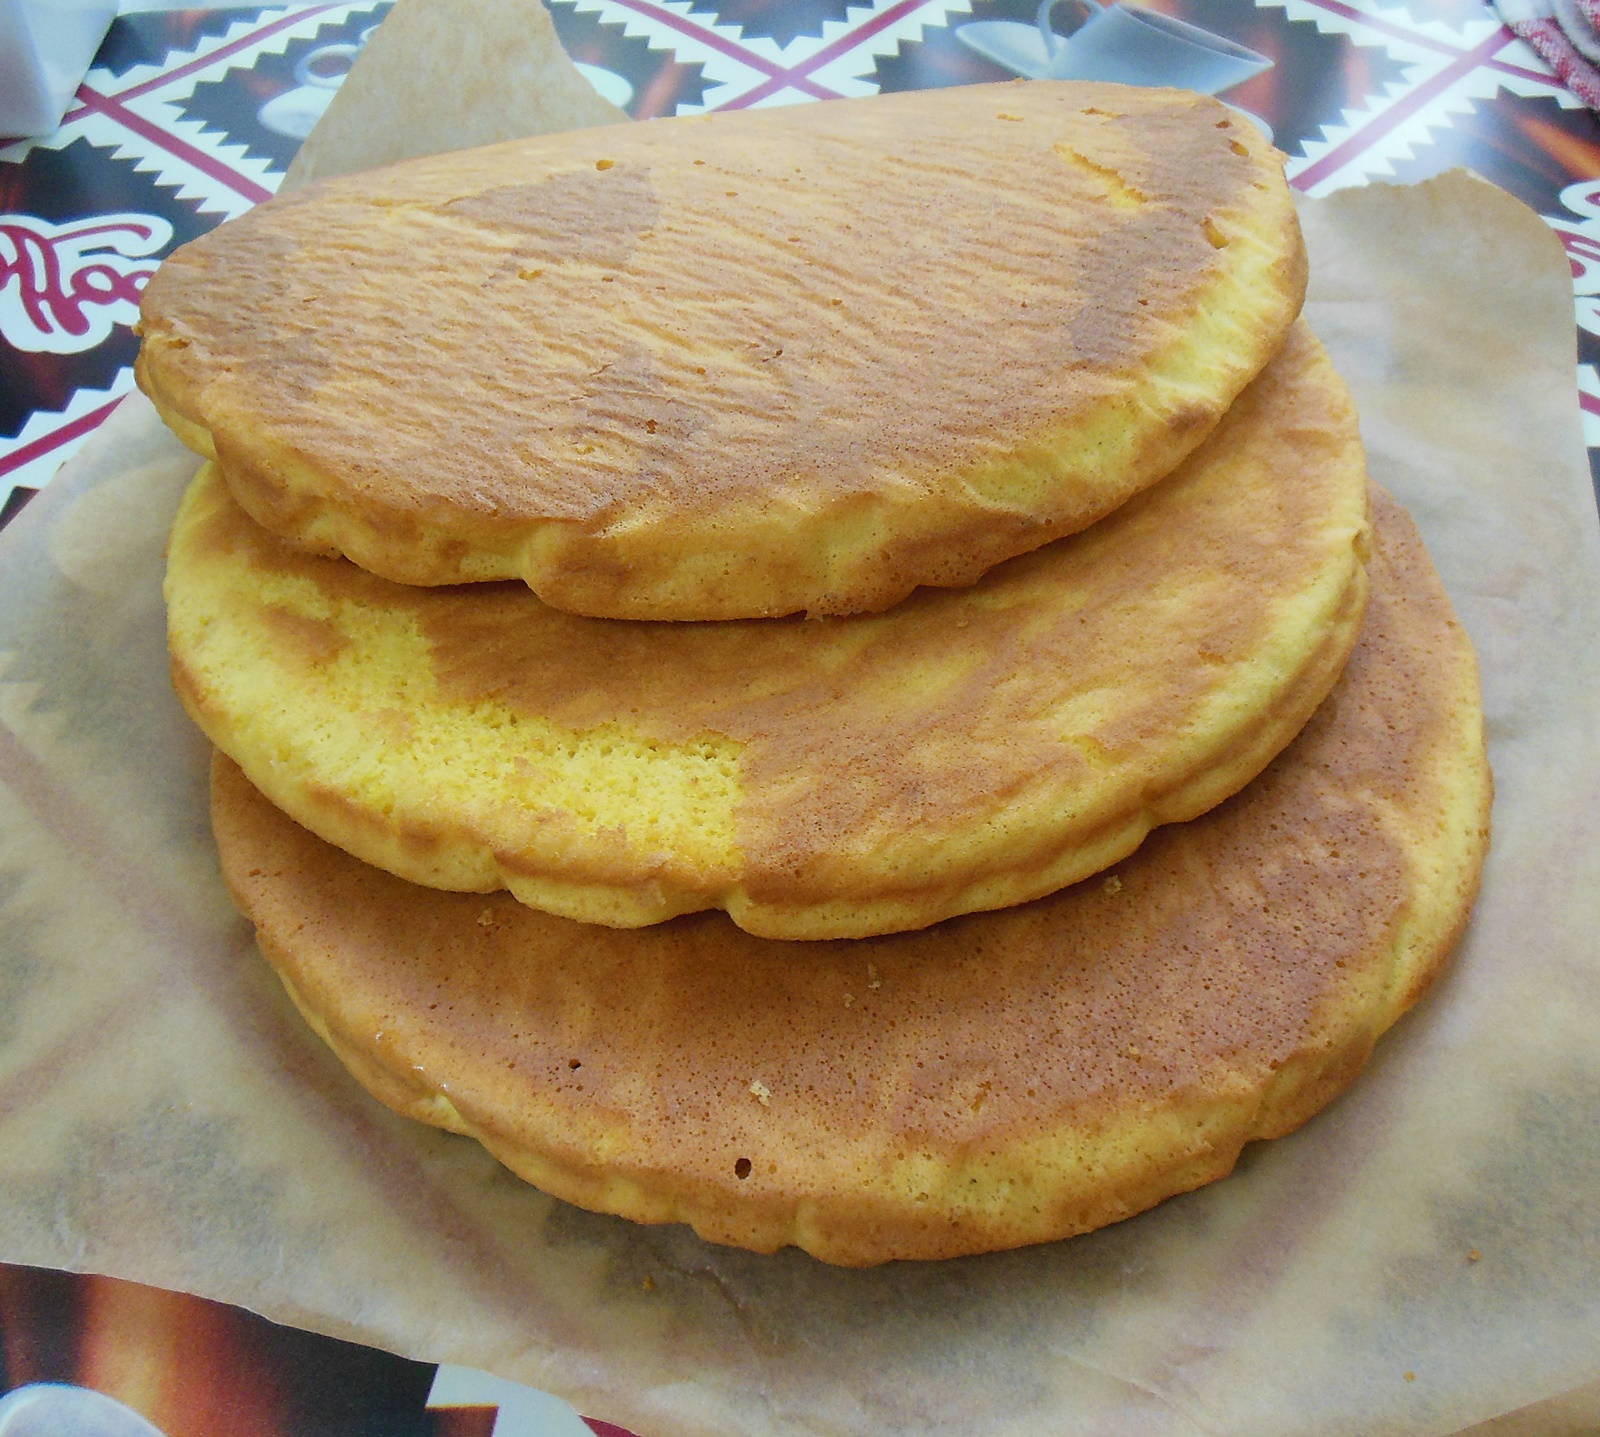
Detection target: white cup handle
<box><xmin>1037</xmin><ymin>0</ymin><xmax>1103</xmax><ymax>54</ymax></box>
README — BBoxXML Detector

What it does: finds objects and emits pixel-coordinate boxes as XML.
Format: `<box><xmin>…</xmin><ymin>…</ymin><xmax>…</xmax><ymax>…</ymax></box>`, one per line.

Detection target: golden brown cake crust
<box><xmin>213</xmin><ymin>490</ymin><xmax>1492</xmax><ymax>1265</ymax></box>
<box><xmin>139</xmin><ymin>81</ymin><xmax>1305</xmax><ymax>619</ymax></box>
<box><xmin>169</xmin><ymin>326</ymin><xmax>1370</xmax><ymax>939</ymax></box>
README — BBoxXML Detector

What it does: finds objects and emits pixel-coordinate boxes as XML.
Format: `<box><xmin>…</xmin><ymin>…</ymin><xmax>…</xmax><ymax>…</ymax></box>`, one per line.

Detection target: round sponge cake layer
<box><xmin>213</xmin><ymin>489</ymin><xmax>1491</xmax><ymax>1265</ymax></box>
<box><xmin>167</xmin><ymin>324</ymin><xmax>1371</xmax><ymax>940</ymax></box>
<box><xmin>138</xmin><ymin>80</ymin><xmax>1305</xmax><ymax>620</ymax></box>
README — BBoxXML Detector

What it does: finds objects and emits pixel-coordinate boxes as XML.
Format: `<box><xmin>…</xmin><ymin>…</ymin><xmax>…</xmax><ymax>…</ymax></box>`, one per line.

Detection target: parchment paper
<box><xmin>0</xmin><ymin>31</ymin><xmax>1598</xmax><ymax>1437</ymax></box>
<box><xmin>283</xmin><ymin>0</ymin><xmax>625</xmax><ymax>189</ymax></box>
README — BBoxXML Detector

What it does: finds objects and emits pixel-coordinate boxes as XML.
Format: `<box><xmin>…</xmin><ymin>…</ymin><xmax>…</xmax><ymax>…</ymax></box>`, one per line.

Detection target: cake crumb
<box><xmin>1403</xmin><ymin>1372</ymin><xmax>1416</xmax><ymax>1383</ymax></box>
<box><xmin>1468</xmin><ymin>1248</ymin><xmax>1481</xmax><ymax>1262</ymax></box>
<box><xmin>476</xmin><ymin>908</ymin><xmax>496</xmax><ymax>927</ymax></box>
<box><xmin>867</xmin><ymin>963</ymin><xmax>882</xmax><ymax>991</ymax></box>
<box><xmin>843</xmin><ymin>993</ymin><xmax>853</xmax><ymax>1007</ymax></box>
<box><xmin>749</xmin><ymin>1079</ymin><xmax>771</xmax><ymax>1106</ymax></box>
<box><xmin>642</xmin><ymin>1274</ymin><xmax>655</xmax><ymax>1292</ymax></box>
<box><xmin>1103</xmin><ymin>875</ymin><xmax>1123</xmax><ymax>894</ymax></box>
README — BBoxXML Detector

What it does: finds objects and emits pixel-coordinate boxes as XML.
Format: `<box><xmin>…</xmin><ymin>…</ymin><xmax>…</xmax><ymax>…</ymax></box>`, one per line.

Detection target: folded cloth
<box><xmin>1577</xmin><ymin>0</ymin><xmax>1600</xmax><ymax>38</ymax></box>
<box><xmin>1496</xmin><ymin>0</ymin><xmax>1600</xmax><ymax>107</ymax></box>
<box><xmin>1557</xmin><ymin>0</ymin><xmax>1600</xmax><ymax>59</ymax></box>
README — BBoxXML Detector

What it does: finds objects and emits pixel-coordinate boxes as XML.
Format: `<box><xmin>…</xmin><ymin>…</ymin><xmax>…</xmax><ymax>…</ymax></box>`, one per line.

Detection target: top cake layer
<box><xmin>138</xmin><ymin>81</ymin><xmax>1305</xmax><ymax>620</ymax></box>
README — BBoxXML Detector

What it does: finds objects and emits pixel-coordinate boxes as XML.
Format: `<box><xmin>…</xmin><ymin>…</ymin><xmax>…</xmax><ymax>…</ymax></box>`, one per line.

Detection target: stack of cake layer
<box><xmin>141</xmin><ymin>80</ymin><xmax>1491</xmax><ymax>1266</ymax></box>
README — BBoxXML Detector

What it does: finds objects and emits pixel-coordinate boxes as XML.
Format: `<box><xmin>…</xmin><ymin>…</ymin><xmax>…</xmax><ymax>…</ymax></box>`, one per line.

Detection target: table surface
<box><xmin>2</xmin><ymin>0</ymin><xmax>1600</xmax><ymax>532</ymax></box>
<box><xmin>0</xmin><ymin>1257</ymin><xmax>624</xmax><ymax>1436</ymax></box>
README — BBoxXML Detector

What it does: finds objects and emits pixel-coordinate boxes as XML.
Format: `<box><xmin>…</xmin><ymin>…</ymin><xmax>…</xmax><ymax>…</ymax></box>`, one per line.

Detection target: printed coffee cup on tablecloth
<box><xmin>1037</xmin><ymin>0</ymin><xmax>1272</xmax><ymax>92</ymax></box>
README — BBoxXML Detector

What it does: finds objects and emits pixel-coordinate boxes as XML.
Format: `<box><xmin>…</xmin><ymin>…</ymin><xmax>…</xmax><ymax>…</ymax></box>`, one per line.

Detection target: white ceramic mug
<box><xmin>1036</xmin><ymin>0</ymin><xmax>1271</xmax><ymax>93</ymax></box>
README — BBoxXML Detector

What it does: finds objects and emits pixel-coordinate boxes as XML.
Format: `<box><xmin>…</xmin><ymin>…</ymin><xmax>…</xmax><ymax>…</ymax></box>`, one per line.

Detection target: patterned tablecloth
<box><xmin>1</xmin><ymin>0</ymin><xmax>1599</xmax><ymax>531</ymax></box>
